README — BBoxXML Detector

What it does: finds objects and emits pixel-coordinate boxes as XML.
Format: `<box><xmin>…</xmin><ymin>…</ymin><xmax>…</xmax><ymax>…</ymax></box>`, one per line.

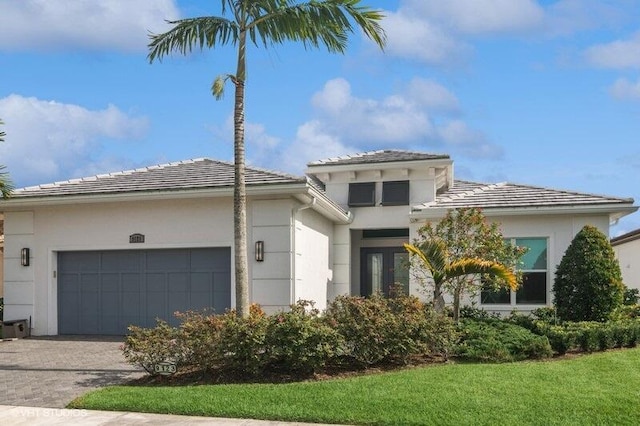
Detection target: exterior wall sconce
<box><xmin>255</xmin><ymin>241</ymin><xmax>264</xmax><ymax>262</ymax></box>
<box><xmin>21</xmin><ymin>248</ymin><xmax>30</xmax><ymax>267</ymax></box>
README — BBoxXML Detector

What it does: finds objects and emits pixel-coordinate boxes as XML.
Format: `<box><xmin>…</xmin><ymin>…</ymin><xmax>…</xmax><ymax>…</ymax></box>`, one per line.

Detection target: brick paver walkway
<box><xmin>0</xmin><ymin>336</ymin><xmax>143</xmax><ymax>408</ymax></box>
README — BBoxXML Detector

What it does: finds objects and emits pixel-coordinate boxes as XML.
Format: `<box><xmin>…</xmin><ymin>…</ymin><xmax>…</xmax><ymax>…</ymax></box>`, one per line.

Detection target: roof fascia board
<box><xmin>306</xmin><ymin>158</ymin><xmax>453</xmax><ymax>175</ymax></box>
<box><xmin>410</xmin><ymin>204</ymin><xmax>638</xmax><ymax>221</ymax></box>
<box><xmin>0</xmin><ymin>183</ymin><xmax>311</xmax><ymax>208</ymax></box>
<box><xmin>0</xmin><ymin>183</ymin><xmax>352</xmax><ymax>224</ymax></box>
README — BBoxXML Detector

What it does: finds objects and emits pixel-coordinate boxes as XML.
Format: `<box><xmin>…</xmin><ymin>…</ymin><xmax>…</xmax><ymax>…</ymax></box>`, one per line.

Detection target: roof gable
<box><xmin>11</xmin><ymin>158</ymin><xmax>307</xmax><ymax>198</ymax></box>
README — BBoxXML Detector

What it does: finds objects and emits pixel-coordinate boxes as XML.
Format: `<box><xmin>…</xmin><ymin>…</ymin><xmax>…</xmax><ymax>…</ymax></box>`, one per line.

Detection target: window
<box><xmin>382</xmin><ymin>180</ymin><xmax>409</xmax><ymax>206</ymax></box>
<box><xmin>481</xmin><ymin>237</ymin><xmax>548</xmax><ymax>306</ymax></box>
<box><xmin>348</xmin><ymin>182</ymin><xmax>375</xmax><ymax>207</ymax></box>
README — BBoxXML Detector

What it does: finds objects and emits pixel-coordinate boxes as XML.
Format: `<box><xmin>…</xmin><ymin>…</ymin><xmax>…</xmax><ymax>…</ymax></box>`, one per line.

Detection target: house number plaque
<box><xmin>129</xmin><ymin>233</ymin><xmax>145</xmax><ymax>244</ymax></box>
<box><xmin>153</xmin><ymin>362</ymin><xmax>177</xmax><ymax>376</ymax></box>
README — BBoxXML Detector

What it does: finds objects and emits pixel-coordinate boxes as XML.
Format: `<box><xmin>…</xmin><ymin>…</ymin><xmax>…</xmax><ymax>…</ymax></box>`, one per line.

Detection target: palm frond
<box><xmin>248</xmin><ymin>0</ymin><xmax>386</xmax><ymax>52</ymax></box>
<box><xmin>404</xmin><ymin>240</ymin><xmax>447</xmax><ymax>284</ymax></box>
<box><xmin>447</xmin><ymin>258</ymin><xmax>517</xmax><ymax>290</ymax></box>
<box><xmin>148</xmin><ymin>17</ymin><xmax>239</xmax><ymax>62</ymax></box>
<box><xmin>0</xmin><ymin>165</ymin><xmax>14</xmax><ymax>199</ymax></box>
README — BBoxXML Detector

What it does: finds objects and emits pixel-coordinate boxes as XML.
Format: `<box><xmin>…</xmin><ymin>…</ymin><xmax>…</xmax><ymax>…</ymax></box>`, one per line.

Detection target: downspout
<box><xmin>290</xmin><ymin>196</ymin><xmax>317</xmax><ymax>305</ymax></box>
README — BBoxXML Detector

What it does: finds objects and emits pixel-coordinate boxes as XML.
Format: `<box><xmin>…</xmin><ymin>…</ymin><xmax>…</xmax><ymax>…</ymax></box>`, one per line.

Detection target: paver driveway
<box><xmin>0</xmin><ymin>336</ymin><xmax>143</xmax><ymax>408</ymax></box>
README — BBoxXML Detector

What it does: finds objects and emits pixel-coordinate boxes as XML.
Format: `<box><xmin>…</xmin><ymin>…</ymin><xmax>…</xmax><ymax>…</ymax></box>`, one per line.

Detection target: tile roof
<box><xmin>11</xmin><ymin>158</ymin><xmax>307</xmax><ymax>198</ymax></box>
<box><xmin>307</xmin><ymin>150</ymin><xmax>450</xmax><ymax>166</ymax></box>
<box><xmin>416</xmin><ymin>180</ymin><xmax>634</xmax><ymax>210</ymax></box>
<box><xmin>611</xmin><ymin>228</ymin><xmax>640</xmax><ymax>246</ymax></box>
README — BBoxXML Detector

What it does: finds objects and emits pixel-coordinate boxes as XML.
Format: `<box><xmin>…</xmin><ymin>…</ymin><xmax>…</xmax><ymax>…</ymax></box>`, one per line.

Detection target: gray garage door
<box><xmin>58</xmin><ymin>248</ymin><xmax>231</xmax><ymax>335</ymax></box>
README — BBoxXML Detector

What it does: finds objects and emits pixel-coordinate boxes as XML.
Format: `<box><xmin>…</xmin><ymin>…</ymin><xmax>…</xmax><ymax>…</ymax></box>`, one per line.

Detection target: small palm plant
<box><xmin>404</xmin><ymin>239</ymin><xmax>517</xmax><ymax>321</ymax></box>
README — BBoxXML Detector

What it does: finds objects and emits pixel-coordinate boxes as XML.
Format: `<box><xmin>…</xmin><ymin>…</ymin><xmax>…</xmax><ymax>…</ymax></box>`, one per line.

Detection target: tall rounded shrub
<box><xmin>553</xmin><ymin>225</ymin><xmax>624</xmax><ymax>322</ymax></box>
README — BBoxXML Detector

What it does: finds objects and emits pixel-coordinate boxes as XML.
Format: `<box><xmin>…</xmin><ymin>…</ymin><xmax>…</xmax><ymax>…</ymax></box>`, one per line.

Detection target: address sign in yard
<box><xmin>154</xmin><ymin>362</ymin><xmax>177</xmax><ymax>376</ymax></box>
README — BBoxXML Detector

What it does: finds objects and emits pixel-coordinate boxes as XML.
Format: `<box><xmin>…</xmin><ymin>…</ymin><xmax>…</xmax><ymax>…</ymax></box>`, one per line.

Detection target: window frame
<box><xmin>381</xmin><ymin>180</ymin><xmax>410</xmax><ymax>206</ymax></box>
<box><xmin>348</xmin><ymin>182</ymin><xmax>376</xmax><ymax>207</ymax></box>
<box><xmin>481</xmin><ymin>237</ymin><xmax>549</xmax><ymax>307</ymax></box>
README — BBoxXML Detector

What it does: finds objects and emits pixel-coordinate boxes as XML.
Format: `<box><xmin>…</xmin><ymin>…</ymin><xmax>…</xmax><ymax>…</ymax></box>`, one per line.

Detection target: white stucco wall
<box><xmin>3</xmin><ymin>211</ymin><xmax>34</xmax><ymax>327</ymax></box>
<box><xmin>409</xmin><ymin>213</ymin><xmax>612</xmax><ymax>314</ymax></box>
<box><xmin>2</xmin><ymin>195</ymin><xmax>305</xmax><ymax>335</ymax></box>
<box><xmin>293</xmin><ymin>207</ymin><xmax>334</xmax><ymax>311</ymax></box>
<box><xmin>614</xmin><ymin>238</ymin><xmax>640</xmax><ymax>290</ymax></box>
<box><xmin>250</xmin><ymin>198</ymin><xmax>294</xmax><ymax>314</ymax></box>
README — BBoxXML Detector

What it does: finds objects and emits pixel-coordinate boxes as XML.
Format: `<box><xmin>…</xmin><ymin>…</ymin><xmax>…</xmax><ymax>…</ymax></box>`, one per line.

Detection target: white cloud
<box><xmin>544</xmin><ymin>0</ymin><xmax>626</xmax><ymax>36</ymax></box>
<box><xmin>585</xmin><ymin>32</ymin><xmax>640</xmax><ymax>69</ymax></box>
<box><xmin>381</xmin><ymin>10</ymin><xmax>469</xmax><ymax>65</ymax></box>
<box><xmin>406</xmin><ymin>78</ymin><xmax>460</xmax><ymax>113</ymax></box>
<box><xmin>0</xmin><ymin>0</ymin><xmax>180</xmax><ymax>52</ymax></box>
<box><xmin>413</xmin><ymin>0</ymin><xmax>544</xmax><ymax>34</ymax></box>
<box><xmin>311</xmin><ymin>78</ymin><xmax>434</xmax><ymax>144</ymax></box>
<box><xmin>609</xmin><ymin>78</ymin><xmax>640</xmax><ymax>100</ymax></box>
<box><xmin>282</xmin><ymin>121</ymin><xmax>357</xmax><ymax>174</ymax></box>
<box><xmin>437</xmin><ymin>121</ymin><xmax>503</xmax><ymax>158</ymax></box>
<box><xmin>265</xmin><ymin>78</ymin><xmax>502</xmax><ymax>170</ymax></box>
<box><xmin>0</xmin><ymin>94</ymin><xmax>148</xmax><ymax>186</ymax></box>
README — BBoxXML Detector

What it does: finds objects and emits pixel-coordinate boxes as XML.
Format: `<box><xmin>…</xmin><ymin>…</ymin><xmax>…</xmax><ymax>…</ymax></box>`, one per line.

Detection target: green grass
<box><xmin>69</xmin><ymin>348</ymin><xmax>640</xmax><ymax>425</ymax></box>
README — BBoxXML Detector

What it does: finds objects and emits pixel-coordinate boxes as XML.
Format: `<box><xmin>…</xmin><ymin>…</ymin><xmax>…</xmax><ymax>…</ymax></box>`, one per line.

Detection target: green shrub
<box><xmin>623</xmin><ymin>287</ymin><xmax>639</xmax><ymax>305</ymax></box>
<box><xmin>264</xmin><ymin>301</ymin><xmax>342</xmax><ymax>375</ymax></box>
<box><xmin>553</xmin><ymin>225</ymin><xmax>624</xmax><ymax>322</ymax></box>
<box><xmin>123</xmin><ymin>320</ymin><xmax>187</xmax><ymax>375</ymax></box>
<box><xmin>324</xmin><ymin>294</ymin><xmax>457</xmax><ymax>367</ymax></box>
<box><xmin>173</xmin><ymin>309</ymin><xmax>226</xmax><ymax>372</ymax></box>
<box><xmin>212</xmin><ymin>306</ymin><xmax>269</xmax><ymax>377</ymax></box>
<box><xmin>454</xmin><ymin>319</ymin><xmax>552</xmax><ymax>362</ymax></box>
<box><xmin>459</xmin><ymin>306</ymin><xmax>502</xmax><ymax>321</ymax></box>
<box><xmin>610</xmin><ymin>304</ymin><xmax>640</xmax><ymax>320</ymax></box>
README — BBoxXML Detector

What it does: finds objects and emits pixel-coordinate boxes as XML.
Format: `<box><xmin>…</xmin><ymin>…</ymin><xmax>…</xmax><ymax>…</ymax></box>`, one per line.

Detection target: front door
<box><xmin>360</xmin><ymin>247</ymin><xmax>409</xmax><ymax>296</ymax></box>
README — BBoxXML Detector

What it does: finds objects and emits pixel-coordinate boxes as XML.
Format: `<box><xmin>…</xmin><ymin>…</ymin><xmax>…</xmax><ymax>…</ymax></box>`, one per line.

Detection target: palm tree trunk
<box><xmin>453</xmin><ymin>287</ymin><xmax>462</xmax><ymax>322</ymax></box>
<box><xmin>233</xmin><ymin>29</ymin><xmax>249</xmax><ymax>318</ymax></box>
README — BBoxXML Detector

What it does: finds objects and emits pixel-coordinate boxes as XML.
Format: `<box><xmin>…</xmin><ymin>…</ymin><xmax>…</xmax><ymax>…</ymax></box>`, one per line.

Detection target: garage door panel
<box><xmin>191</xmin><ymin>272</ymin><xmax>212</xmax><ymax>292</ymax></box>
<box><xmin>147</xmin><ymin>250</ymin><xmax>189</xmax><ymax>271</ymax></box>
<box><xmin>101</xmin><ymin>251</ymin><xmax>140</xmax><ymax>271</ymax></box>
<box><xmin>81</xmin><ymin>273</ymin><xmax>99</xmax><ymax>292</ymax></box>
<box><xmin>122</xmin><ymin>273</ymin><xmax>141</xmax><ymax>290</ymax></box>
<box><xmin>191</xmin><ymin>248</ymin><xmax>230</xmax><ymax>271</ymax></box>
<box><xmin>58</xmin><ymin>248</ymin><xmax>231</xmax><ymax>335</ymax></box>
<box><xmin>60</xmin><ymin>273</ymin><xmax>80</xmax><ymax>292</ymax></box>
<box><xmin>168</xmin><ymin>273</ymin><xmax>189</xmax><ymax>292</ymax></box>
<box><xmin>101</xmin><ymin>273</ymin><xmax>120</xmax><ymax>292</ymax></box>
<box><xmin>189</xmin><ymin>292</ymin><xmax>213</xmax><ymax>311</ymax></box>
<box><xmin>146</xmin><ymin>273</ymin><xmax>167</xmax><ymax>292</ymax></box>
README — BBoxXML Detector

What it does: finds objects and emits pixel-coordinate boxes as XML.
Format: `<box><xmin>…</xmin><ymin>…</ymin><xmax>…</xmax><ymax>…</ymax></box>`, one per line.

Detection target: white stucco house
<box><xmin>0</xmin><ymin>150</ymin><xmax>636</xmax><ymax>335</ymax></box>
<box><xmin>612</xmin><ymin>228</ymin><xmax>640</xmax><ymax>291</ymax></box>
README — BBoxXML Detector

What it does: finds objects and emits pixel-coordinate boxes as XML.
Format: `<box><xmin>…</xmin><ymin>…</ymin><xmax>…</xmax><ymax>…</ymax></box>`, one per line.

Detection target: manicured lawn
<box><xmin>69</xmin><ymin>348</ymin><xmax>640</xmax><ymax>425</ymax></box>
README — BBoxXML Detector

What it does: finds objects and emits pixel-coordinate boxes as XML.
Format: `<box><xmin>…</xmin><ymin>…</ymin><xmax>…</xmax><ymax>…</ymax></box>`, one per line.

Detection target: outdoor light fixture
<box><xmin>21</xmin><ymin>248</ymin><xmax>30</xmax><ymax>267</ymax></box>
<box><xmin>255</xmin><ymin>241</ymin><xmax>264</xmax><ymax>262</ymax></box>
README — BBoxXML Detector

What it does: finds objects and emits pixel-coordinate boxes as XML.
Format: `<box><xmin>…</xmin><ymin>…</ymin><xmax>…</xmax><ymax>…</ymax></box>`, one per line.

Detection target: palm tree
<box><xmin>147</xmin><ymin>1</ymin><xmax>386</xmax><ymax>317</ymax></box>
<box><xmin>0</xmin><ymin>119</ymin><xmax>13</xmax><ymax>199</ymax></box>
<box><xmin>404</xmin><ymin>239</ymin><xmax>517</xmax><ymax>321</ymax></box>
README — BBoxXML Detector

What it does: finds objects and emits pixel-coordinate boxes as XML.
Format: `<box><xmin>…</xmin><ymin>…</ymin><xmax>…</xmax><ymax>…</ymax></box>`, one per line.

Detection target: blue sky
<box><xmin>1</xmin><ymin>0</ymin><xmax>639</xmax><ymax>234</ymax></box>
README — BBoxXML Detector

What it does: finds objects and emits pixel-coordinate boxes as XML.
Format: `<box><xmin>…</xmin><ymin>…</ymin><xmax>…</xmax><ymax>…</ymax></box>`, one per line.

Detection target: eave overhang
<box><xmin>0</xmin><ymin>182</ymin><xmax>352</xmax><ymax>224</ymax></box>
<box><xmin>409</xmin><ymin>204</ymin><xmax>638</xmax><ymax>224</ymax></box>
